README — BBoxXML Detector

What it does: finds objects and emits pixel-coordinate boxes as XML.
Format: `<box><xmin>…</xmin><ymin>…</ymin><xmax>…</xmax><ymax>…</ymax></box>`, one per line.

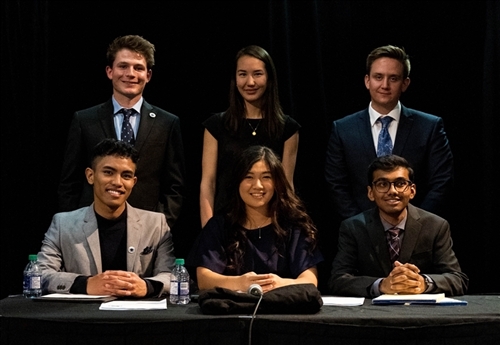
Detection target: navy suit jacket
<box><xmin>328</xmin><ymin>204</ymin><xmax>468</xmax><ymax>298</ymax></box>
<box><xmin>57</xmin><ymin>99</ymin><xmax>185</xmax><ymax>227</ymax></box>
<box><xmin>325</xmin><ymin>105</ymin><xmax>453</xmax><ymax>220</ymax></box>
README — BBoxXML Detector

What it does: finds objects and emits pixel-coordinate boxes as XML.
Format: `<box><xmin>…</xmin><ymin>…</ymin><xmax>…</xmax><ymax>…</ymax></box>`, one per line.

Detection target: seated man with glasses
<box><xmin>328</xmin><ymin>155</ymin><xmax>468</xmax><ymax>298</ymax></box>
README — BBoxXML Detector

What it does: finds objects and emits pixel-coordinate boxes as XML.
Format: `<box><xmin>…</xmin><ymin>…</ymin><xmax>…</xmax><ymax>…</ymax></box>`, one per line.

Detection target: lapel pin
<box><xmin>128</xmin><ymin>246</ymin><xmax>136</xmax><ymax>254</ymax></box>
<box><xmin>149</xmin><ymin>112</ymin><xmax>156</xmax><ymax>118</ymax></box>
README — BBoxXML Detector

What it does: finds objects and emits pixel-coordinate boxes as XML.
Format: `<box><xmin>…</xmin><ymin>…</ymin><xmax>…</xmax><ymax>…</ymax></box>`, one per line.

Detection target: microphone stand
<box><xmin>248</xmin><ymin>284</ymin><xmax>263</xmax><ymax>345</ymax></box>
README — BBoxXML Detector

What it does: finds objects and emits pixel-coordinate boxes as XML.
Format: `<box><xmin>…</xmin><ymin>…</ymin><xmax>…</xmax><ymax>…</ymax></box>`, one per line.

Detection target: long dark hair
<box><xmin>224</xmin><ymin>146</ymin><xmax>317</xmax><ymax>272</ymax></box>
<box><xmin>225</xmin><ymin>45</ymin><xmax>285</xmax><ymax>137</ymax></box>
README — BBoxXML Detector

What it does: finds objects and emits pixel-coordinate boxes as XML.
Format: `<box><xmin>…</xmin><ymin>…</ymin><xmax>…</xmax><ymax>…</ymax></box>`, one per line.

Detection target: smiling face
<box><xmin>85</xmin><ymin>154</ymin><xmax>137</xmax><ymax>218</ymax></box>
<box><xmin>364</xmin><ymin>57</ymin><xmax>410</xmax><ymax>114</ymax></box>
<box><xmin>236</xmin><ymin>55</ymin><xmax>268</xmax><ymax>108</ymax></box>
<box><xmin>367</xmin><ymin>167</ymin><xmax>416</xmax><ymax>223</ymax></box>
<box><xmin>106</xmin><ymin>48</ymin><xmax>152</xmax><ymax>105</ymax></box>
<box><xmin>239</xmin><ymin>159</ymin><xmax>275</xmax><ymax>214</ymax></box>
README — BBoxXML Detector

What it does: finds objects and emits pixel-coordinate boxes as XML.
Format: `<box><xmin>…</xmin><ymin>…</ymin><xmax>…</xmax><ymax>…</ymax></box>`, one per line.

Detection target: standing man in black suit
<box><xmin>325</xmin><ymin>45</ymin><xmax>453</xmax><ymax>221</ymax></box>
<box><xmin>58</xmin><ymin>35</ymin><xmax>185</xmax><ymax>228</ymax></box>
<box><xmin>328</xmin><ymin>155</ymin><xmax>467</xmax><ymax>298</ymax></box>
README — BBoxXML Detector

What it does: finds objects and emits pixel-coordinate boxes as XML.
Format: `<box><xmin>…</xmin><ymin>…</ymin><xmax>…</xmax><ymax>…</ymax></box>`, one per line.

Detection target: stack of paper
<box><xmin>99</xmin><ymin>299</ymin><xmax>167</xmax><ymax>310</ymax></box>
<box><xmin>35</xmin><ymin>293</ymin><xmax>116</xmax><ymax>302</ymax></box>
<box><xmin>321</xmin><ymin>296</ymin><xmax>365</xmax><ymax>306</ymax></box>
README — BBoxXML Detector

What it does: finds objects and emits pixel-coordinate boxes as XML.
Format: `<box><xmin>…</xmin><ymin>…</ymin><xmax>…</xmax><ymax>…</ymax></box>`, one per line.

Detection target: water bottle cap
<box><xmin>28</xmin><ymin>254</ymin><xmax>38</xmax><ymax>261</ymax></box>
<box><xmin>175</xmin><ymin>258</ymin><xmax>185</xmax><ymax>265</ymax></box>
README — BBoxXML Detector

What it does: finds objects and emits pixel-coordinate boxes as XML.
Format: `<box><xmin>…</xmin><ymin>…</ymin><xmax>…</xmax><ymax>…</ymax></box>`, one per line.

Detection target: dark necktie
<box><xmin>120</xmin><ymin>108</ymin><xmax>136</xmax><ymax>145</ymax></box>
<box><xmin>386</xmin><ymin>227</ymin><xmax>401</xmax><ymax>263</ymax></box>
<box><xmin>377</xmin><ymin>116</ymin><xmax>393</xmax><ymax>157</ymax></box>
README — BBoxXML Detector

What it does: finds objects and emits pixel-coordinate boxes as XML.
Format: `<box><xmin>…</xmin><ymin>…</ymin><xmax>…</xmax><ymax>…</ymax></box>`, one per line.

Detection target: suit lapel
<box><xmin>82</xmin><ymin>206</ymin><xmax>102</xmax><ymax>273</ymax></box>
<box><xmin>366</xmin><ymin>209</ymin><xmax>393</xmax><ymax>274</ymax></box>
<box><xmin>392</xmin><ymin>105</ymin><xmax>413</xmax><ymax>156</ymax></box>
<box><xmin>126</xmin><ymin>203</ymin><xmax>142</xmax><ymax>271</ymax></box>
<box><xmin>98</xmin><ymin>100</ymin><xmax>118</xmax><ymax>139</ymax></box>
<box><xmin>357</xmin><ymin>109</ymin><xmax>378</xmax><ymax>158</ymax></box>
<box><xmin>399</xmin><ymin>204</ymin><xmax>421</xmax><ymax>263</ymax></box>
<box><xmin>134</xmin><ymin>100</ymin><xmax>156</xmax><ymax>152</ymax></box>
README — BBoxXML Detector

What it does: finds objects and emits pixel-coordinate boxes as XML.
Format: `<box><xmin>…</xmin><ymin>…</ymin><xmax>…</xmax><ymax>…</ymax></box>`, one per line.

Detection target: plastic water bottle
<box><xmin>23</xmin><ymin>254</ymin><xmax>42</xmax><ymax>298</ymax></box>
<box><xmin>169</xmin><ymin>258</ymin><xmax>190</xmax><ymax>305</ymax></box>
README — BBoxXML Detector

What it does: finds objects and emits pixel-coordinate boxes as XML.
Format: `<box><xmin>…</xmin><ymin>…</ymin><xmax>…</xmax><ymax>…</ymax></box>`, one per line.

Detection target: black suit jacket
<box><xmin>325</xmin><ymin>105</ymin><xmax>453</xmax><ymax>220</ymax></box>
<box><xmin>57</xmin><ymin>99</ymin><xmax>185</xmax><ymax>227</ymax></box>
<box><xmin>328</xmin><ymin>204</ymin><xmax>468</xmax><ymax>298</ymax></box>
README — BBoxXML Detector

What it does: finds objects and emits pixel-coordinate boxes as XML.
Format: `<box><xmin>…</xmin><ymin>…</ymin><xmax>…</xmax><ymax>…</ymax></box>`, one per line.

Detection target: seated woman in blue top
<box><xmin>191</xmin><ymin>145</ymin><xmax>323</xmax><ymax>293</ymax></box>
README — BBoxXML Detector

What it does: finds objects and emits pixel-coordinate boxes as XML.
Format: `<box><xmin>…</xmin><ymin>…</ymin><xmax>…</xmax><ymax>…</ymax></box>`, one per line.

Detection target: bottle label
<box><xmin>30</xmin><ymin>275</ymin><xmax>41</xmax><ymax>289</ymax></box>
<box><xmin>179</xmin><ymin>281</ymin><xmax>189</xmax><ymax>296</ymax></box>
<box><xmin>170</xmin><ymin>281</ymin><xmax>178</xmax><ymax>295</ymax></box>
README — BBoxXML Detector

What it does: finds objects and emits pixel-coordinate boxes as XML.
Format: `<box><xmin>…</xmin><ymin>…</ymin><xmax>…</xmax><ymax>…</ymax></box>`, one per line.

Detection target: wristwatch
<box><xmin>422</xmin><ymin>274</ymin><xmax>435</xmax><ymax>292</ymax></box>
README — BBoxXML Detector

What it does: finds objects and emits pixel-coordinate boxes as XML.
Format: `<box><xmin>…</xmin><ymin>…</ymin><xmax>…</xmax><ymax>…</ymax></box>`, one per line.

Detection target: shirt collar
<box><xmin>112</xmin><ymin>96</ymin><xmax>143</xmax><ymax>116</ymax></box>
<box><xmin>369</xmin><ymin>101</ymin><xmax>402</xmax><ymax>127</ymax></box>
<box><xmin>380</xmin><ymin>211</ymin><xmax>407</xmax><ymax>231</ymax></box>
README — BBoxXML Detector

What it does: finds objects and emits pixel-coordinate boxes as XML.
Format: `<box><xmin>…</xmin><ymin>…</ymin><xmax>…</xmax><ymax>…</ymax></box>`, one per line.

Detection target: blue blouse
<box><xmin>191</xmin><ymin>215</ymin><xmax>323</xmax><ymax>278</ymax></box>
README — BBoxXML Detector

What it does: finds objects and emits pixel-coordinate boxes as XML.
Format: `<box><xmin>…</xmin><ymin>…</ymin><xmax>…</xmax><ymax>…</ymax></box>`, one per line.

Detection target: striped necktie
<box><xmin>386</xmin><ymin>227</ymin><xmax>401</xmax><ymax>263</ymax></box>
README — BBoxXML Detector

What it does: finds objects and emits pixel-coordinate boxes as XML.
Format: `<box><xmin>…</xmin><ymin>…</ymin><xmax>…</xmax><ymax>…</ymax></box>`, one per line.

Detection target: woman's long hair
<box><xmin>224</xmin><ymin>146</ymin><xmax>317</xmax><ymax>272</ymax></box>
<box><xmin>224</xmin><ymin>45</ymin><xmax>285</xmax><ymax>138</ymax></box>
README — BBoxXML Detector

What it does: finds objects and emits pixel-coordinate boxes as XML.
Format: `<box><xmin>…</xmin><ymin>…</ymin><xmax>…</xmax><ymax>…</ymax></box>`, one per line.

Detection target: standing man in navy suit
<box><xmin>325</xmin><ymin>45</ymin><xmax>453</xmax><ymax>221</ymax></box>
<box><xmin>58</xmin><ymin>35</ymin><xmax>185</xmax><ymax>228</ymax></box>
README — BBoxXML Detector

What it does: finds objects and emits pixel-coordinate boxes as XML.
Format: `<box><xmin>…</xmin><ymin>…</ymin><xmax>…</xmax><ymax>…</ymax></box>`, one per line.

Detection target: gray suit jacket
<box><xmin>328</xmin><ymin>204</ymin><xmax>468</xmax><ymax>297</ymax></box>
<box><xmin>38</xmin><ymin>203</ymin><xmax>175</xmax><ymax>295</ymax></box>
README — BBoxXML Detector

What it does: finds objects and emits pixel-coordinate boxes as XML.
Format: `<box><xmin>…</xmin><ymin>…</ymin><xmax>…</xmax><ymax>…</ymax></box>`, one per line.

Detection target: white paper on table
<box><xmin>99</xmin><ymin>299</ymin><xmax>167</xmax><ymax>310</ymax></box>
<box><xmin>36</xmin><ymin>293</ymin><xmax>116</xmax><ymax>301</ymax></box>
<box><xmin>321</xmin><ymin>296</ymin><xmax>365</xmax><ymax>306</ymax></box>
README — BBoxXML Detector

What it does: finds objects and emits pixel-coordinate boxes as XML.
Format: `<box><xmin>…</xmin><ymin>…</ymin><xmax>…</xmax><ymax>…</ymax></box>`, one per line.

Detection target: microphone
<box><xmin>248</xmin><ymin>284</ymin><xmax>263</xmax><ymax>296</ymax></box>
<box><xmin>247</xmin><ymin>284</ymin><xmax>264</xmax><ymax>345</ymax></box>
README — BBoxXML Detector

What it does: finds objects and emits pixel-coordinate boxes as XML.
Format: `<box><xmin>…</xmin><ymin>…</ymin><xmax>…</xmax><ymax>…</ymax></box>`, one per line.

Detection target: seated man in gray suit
<box><xmin>38</xmin><ymin>138</ymin><xmax>175</xmax><ymax>297</ymax></box>
<box><xmin>328</xmin><ymin>155</ymin><xmax>468</xmax><ymax>298</ymax></box>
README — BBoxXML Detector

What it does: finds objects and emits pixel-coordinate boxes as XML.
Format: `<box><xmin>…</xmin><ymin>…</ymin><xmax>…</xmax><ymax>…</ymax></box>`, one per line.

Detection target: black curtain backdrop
<box><xmin>1</xmin><ymin>0</ymin><xmax>498</xmax><ymax>299</ymax></box>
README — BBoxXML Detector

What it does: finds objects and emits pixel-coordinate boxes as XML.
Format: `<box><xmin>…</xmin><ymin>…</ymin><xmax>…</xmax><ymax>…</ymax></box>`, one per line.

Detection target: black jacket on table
<box><xmin>57</xmin><ymin>99</ymin><xmax>185</xmax><ymax>227</ymax></box>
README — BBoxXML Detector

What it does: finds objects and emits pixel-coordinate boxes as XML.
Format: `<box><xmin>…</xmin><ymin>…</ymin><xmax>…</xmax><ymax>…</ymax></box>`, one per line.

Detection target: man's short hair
<box><xmin>106</xmin><ymin>35</ymin><xmax>155</xmax><ymax>69</ymax></box>
<box><xmin>366</xmin><ymin>45</ymin><xmax>411</xmax><ymax>79</ymax></box>
<box><xmin>90</xmin><ymin>138</ymin><xmax>139</xmax><ymax>169</ymax></box>
<box><xmin>367</xmin><ymin>154</ymin><xmax>415</xmax><ymax>185</ymax></box>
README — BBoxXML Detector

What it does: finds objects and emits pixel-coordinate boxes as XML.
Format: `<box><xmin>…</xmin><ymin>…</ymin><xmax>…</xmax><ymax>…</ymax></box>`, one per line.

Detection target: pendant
<box><xmin>252</xmin><ymin>131</ymin><xmax>256</xmax><ymax>136</ymax></box>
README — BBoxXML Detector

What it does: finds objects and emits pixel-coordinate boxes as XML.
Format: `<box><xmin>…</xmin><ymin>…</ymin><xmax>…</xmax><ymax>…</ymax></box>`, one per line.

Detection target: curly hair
<box><xmin>224</xmin><ymin>146</ymin><xmax>317</xmax><ymax>272</ymax></box>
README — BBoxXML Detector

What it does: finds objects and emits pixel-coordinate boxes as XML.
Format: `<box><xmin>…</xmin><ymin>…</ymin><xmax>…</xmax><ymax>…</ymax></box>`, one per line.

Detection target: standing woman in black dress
<box><xmin>200</xmin><ymin>45</ymin><xmax>300</xmax><ymax>227</ymax></box>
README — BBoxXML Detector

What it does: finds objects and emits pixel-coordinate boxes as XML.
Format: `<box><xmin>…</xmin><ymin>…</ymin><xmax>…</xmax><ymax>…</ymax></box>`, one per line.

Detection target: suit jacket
<box><xmin>57</xmin><ymin>99</ymin><xmax>185</xmax><ymax>227</ymax></box>
<box><xmin>328</xmin><ymin>204</ymin><xmax>468</xmax><ymax>298</ymax></box>
<box><xmin>325</xmin><ymin>105</ymin><xmax>453</xmax><ymax>220</ymax></box>
<box><xmin>37</xmin><ymin>203</ymin><xmax>176</xmax><ymax>295</ymax></box>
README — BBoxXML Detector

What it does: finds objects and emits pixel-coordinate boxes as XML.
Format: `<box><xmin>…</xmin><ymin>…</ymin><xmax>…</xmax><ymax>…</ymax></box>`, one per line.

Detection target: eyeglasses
<box><xmin>372</xmin><ymin>179</ymin><xmax>413</xmax><ymax>193</ymax></box>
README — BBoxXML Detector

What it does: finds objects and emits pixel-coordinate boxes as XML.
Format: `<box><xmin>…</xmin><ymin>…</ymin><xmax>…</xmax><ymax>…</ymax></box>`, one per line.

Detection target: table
<box><xmin>1</xmin><ymin>295</ymin><xmax>499</xmax><ymax>345</ymax></box>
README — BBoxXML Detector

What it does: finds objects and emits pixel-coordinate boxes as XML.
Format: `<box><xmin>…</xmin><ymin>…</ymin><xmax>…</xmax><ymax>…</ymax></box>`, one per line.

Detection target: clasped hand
<box><xmin>87</xmin><ymin>270</ymin><xmax>147</xmax><ymax>297</ymax></box>
<box><xmin>380</xmin><ymin>261</ymin><xmax>427</xmax><ymax>295</ymax></box>
<box><xmin>239</xmin><ymin>272</ymin><xmax>284</xmax><ymax>293</ymax></box>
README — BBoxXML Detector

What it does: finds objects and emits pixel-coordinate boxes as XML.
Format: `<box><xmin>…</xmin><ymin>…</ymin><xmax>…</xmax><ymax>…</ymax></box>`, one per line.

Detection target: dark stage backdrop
<box><xmin>1</xmin><ymin>0</ymin><xmax>498</xmax><ymax>298</ymax></box>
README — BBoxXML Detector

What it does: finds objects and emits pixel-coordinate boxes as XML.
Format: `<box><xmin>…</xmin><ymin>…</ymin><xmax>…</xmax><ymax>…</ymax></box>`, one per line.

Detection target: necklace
<box><xmin>247</xmin><ymin>218</ymin><xmax>270</xmax><ymax>239</ymax></box>
<box><xmin>246</xmin><ymin>119</ymin><xmax>262</xmax><ymax>136</ymax></box>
